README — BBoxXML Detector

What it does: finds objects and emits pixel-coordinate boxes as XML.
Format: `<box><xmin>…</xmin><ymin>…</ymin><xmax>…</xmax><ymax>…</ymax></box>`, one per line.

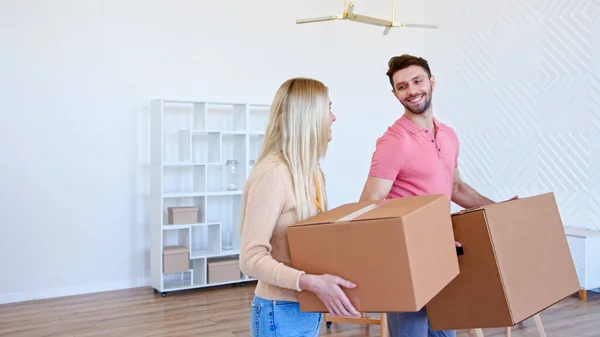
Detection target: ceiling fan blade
<box><xmin>392</xmin><ymin>22</ymin><xmax>441</xmax><ymax>29</ymax></box>
<box><xmin>350</xmin><ymin>14</ymin><xmax>392</xmax><ymax>27</ymax></box>
<box><xmin>296</xmin><ymin>15</ymin><xmax>342</xmax><ymax>24</ymax></box>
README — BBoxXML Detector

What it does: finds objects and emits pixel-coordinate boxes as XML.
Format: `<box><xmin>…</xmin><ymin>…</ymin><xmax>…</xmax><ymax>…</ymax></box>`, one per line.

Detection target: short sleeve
<box><xmin>368</xmin><ymin>132</ymin><xmax>404</xmax><ymax>180</ymax></box>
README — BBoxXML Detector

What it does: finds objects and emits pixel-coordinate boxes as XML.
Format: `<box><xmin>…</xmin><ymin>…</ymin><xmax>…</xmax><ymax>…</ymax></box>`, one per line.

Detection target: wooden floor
<box><xmin>0</xmin><ymin>282</ymin><xmax>598</xmax><ymax>337</ymax></box>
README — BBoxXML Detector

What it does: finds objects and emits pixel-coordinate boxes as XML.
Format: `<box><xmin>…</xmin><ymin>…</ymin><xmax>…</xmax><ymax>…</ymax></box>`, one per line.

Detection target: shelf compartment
<box><xmin>192</xmin><ymin>259</ymin><xmax>207</xmax><ymax>286</ymax></box>
<box><xmin>207</xmin><ymin>195</ymin><xmax>242</xmax><ymax>252</ymax></box>
<box><xmin>163</xmin><ymin>227</ymin><xmax>190</xmax><ymax>249</ymax></box>
<box><xmin>162</xmin><ymin>165</ymin><xmax>205</xmax><ymax>195</ymax></box>
<box><xmin>161</xmin><ymin>102</ymin><xmax>194</xmax><ymax>163</ymax></box>
<box><xmin>163</xmin><ymin>270</ymin><xmax>193</xmax><ymax>290</ymax></box>
<box><xmin>192</xmin><ymin>102</ymin><xmax>206</xmax><ymax>130</ymax></box>
<box><xmin>249</xmin><ymin>134</ymin><xmax>265</xmax><ymax>172</ymax></box>
<box><xmin>206</xmin><ymin>164</ymin><xmax>224</xmax><ymax>193</ymax></box>
<box><xmin>185</xmin><ymin>130</ymin><xmax>221</xmax><ymax>164</ymax></box>
<box><xmin>163</xmin><ymin>197</ymin><xmax>205</xmax><ymax>226</ymax></box>
<box><xmin>222</xmin><ymin>134</ymin><xmax>247</xmax><ymax>192</ymax></box>
<box><xmin>206</xmin><ymin>103</ymin><xmax>247</xmax><ymax>132</ymax></box>
<box><xmin>190</xmin><ymin>223</ymin><xmax>221</xmax><ymax>259</ymax></box>
<box><xmin>206</xmin><ymin>133</ymin><xmax>246</xmax><ymax>193</ymax></box>
<box><xmin>248</xmin><ymin>104</ymin><xmax>270</xmax><ymax>133</ymax></box>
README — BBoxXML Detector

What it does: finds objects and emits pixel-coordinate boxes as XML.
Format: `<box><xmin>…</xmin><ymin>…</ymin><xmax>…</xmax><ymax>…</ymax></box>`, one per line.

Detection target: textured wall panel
<box><xmin>424</xmin><ymin>0</ymin><xmax>600</xmax><ymax>230</ymax></box>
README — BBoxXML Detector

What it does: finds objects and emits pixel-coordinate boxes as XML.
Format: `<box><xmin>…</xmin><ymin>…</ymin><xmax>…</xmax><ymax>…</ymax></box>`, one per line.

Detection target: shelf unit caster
<box><xmin>153</xmin><ymin>289</ymin><xmax>167</xmax><ymax>297</ymax></box>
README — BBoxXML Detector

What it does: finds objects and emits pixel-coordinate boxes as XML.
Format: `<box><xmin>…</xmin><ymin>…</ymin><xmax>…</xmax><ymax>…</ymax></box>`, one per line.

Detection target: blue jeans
<box><xmin>387</xmin><ymin>307</ymin><xmax>456</xmax><ymax>337</ymax></box>
<box><xmin>250</xmin><ymin>295</ymin><xmax>322</xmax><ymax>337</ymax></box>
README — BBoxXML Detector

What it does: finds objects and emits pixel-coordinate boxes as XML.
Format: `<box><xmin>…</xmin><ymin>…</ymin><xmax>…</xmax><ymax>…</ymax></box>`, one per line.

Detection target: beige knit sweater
<box><xmin>239</xmin><ymin>158</ymin><xmax>320</xmax><ymax>302</ymax></box>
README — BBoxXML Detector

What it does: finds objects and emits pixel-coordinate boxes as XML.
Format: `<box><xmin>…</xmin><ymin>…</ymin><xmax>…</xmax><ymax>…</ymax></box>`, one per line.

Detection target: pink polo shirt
<box><xmin>368</xmin><ymin>115</ymin><xmax>459</xmax><ymax>202</ymax></box>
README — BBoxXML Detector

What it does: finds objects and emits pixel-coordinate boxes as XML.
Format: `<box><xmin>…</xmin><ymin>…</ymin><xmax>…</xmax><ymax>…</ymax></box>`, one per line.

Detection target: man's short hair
<box><xmin>386</xmin><ymin>54</ymin><xmax>432</xmax><ymax>88</ymax></box>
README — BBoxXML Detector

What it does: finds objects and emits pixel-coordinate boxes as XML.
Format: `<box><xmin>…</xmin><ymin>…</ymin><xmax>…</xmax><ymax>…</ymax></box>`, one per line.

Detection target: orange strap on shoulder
<box><xmin>313</xmin><ymin>173</ymin><xmax>323</xmax><ymax>213</ymax></box>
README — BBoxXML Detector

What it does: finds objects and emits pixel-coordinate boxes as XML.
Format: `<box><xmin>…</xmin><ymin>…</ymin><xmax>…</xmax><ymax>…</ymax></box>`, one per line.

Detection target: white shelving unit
<box><xmin>150</xmin><ymin>99</ymin><xmax>269</xmax><ymax>296</ymax></box>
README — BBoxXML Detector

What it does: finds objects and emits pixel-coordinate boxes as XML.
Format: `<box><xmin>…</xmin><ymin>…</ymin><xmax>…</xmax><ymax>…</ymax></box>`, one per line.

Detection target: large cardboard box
<box><xmin>426</xmin><ymin>192</ymin><xmax>580</xmax><ymax>330</ymax></box>
<box><xmin>287</xmin><ymin>194</ymin><xmax>459</xmax><ymax>313</ymax></box>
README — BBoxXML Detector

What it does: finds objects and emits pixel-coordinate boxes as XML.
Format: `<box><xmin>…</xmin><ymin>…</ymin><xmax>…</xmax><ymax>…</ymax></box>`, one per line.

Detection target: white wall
<box><xmin>423</xmin><ymin>0</ymin><xmax>600</xmax><ymax>230</ymax></box>
<box><xmin>0</xmin><ymin>0</ymin><xmax>424</xmax><ymax>303</ymax></box>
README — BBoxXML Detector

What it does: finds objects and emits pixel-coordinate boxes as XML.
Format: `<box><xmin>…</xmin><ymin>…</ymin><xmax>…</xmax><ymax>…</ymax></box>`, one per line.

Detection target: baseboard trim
<box><xmin>0</xmin><ymin>278</ymin><xmax>150</xmax><ymax>305</ymax></box>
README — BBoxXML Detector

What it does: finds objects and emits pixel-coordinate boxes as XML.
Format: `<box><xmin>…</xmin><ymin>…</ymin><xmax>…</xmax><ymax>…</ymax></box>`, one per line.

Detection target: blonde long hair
<box><xmin>247</xmin><ymin>78</ymin><xmax>330</xmax><ymax>222</ymax></box>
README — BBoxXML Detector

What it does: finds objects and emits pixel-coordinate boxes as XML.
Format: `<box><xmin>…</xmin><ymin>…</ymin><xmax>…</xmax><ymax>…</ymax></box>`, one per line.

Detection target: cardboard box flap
<box><xmin>292</xmin><ymin>194</ymin><xmax>448</xmax><ymax>227</ymax></box>
<box><xmin>292</xmin><ymin>200</ymin><xmax>379</xmax><ymax>227</ymax></box>
<box><xmin>357</xmin><ymin>194</ymin><xmax>447</xmax><ymax>221</ymax></box>
<box><xmin>450</xmin><ymin>193</ymin><xmax>538</xmax><ymax>216</ymax></box>
<box><xmin>163</xmin><ymin>245</ymin><xmax>189</xmax><ymax>255</ymax></box>
<box><xmin>168</xmin><ymin>206</ymin><xmax>198</xmax><ymax>213</ymax></box>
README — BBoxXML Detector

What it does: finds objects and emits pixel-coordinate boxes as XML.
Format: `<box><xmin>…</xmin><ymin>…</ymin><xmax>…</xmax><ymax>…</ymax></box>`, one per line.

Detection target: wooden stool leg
<box><xmin>533</xmin><ymin>314</ymin><xmax>546</xmax><ymax>337</ymax></box>
<box><xmin>324</xmin><ymin>313</ymin><xmax>332</xmax><ymax>329</ymax></box>
<box><xmin>505</xmin><ymin>327</ymin><xmax>511</xmax><ymax>337</ymax></box>
<box><xmin>579</xmin><ymin>289</ymin><xmax>588</xmax><ymax>301</ymax></box>
<box><xmin>380</xmin><ymin>313</ymin><xmax>389</xmax><ymax>337</ymax></box>
<box><xmin>472</xmin><ymin>328</ymin><xmax>484</xmax><ymax>337</ymax></box>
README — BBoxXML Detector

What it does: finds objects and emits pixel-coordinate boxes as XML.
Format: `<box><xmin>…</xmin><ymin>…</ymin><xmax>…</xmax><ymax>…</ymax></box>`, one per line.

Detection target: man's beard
<box><xmin>402</xmin><ymin>88</ymin><xmax>432</xmax><ymax>115</ymax></box>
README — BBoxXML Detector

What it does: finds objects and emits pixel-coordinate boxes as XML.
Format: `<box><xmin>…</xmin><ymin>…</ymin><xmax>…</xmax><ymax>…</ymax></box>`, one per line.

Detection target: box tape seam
<box><xmin>335</xmin><ymin>203</ymin><xmax>380</xmax><ymax>222</ymax></box>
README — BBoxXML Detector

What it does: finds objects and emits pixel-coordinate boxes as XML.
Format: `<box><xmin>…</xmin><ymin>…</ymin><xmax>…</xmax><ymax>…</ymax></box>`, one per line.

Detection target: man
<box><xmin>359</xmin><ymin>54</ymin><xmax>516</xmax><ymax>337</ymax></box>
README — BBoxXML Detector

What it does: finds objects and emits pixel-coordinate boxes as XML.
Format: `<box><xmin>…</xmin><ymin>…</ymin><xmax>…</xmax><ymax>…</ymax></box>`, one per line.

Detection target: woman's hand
<box><xmin>299</xmin><ymin>274</ymin><xmax>361</xmax><ymax>317</ymax></box>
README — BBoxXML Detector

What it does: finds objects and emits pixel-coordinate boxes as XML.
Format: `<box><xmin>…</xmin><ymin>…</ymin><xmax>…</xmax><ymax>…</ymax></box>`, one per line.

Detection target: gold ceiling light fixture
<box><xmin>296</xmin><ymin>0</ymin><xmax>440</xmax><ymax>35</ymax></box>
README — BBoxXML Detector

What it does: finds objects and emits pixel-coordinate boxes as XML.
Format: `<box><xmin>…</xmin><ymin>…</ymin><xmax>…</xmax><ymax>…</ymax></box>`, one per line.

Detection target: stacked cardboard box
<box><xmin>287</xmin><ymin>192</ymin><xmax>580</xmax><ymax>329</ymax></box>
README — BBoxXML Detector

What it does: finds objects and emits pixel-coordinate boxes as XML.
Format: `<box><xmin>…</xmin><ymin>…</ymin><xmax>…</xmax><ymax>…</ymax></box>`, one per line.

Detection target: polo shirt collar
<box><xmin>399</xmin><ymin>115</ymin><xmax>445</xmax><ymax>135</ymax></box>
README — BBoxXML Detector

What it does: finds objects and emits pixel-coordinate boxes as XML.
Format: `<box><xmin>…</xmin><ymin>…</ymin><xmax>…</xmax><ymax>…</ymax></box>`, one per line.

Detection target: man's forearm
<box><xmin>451</xmin><ymin>182</ymin><xmax>494</xmax><ymax>209</ymax></box>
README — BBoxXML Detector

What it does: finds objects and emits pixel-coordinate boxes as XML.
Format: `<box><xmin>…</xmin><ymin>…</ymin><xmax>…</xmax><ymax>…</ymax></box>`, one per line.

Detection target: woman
<box><xmin>239</xmin><ymin>77</ymin><xmax>360</xmax><ymax>337</ymax></box>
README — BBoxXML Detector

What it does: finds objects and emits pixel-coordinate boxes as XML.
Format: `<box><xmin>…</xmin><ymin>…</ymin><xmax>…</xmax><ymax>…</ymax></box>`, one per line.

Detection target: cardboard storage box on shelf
<box><xmin>208</xmin><ymin>257</ymin><xmax>241</xmax><ymax>284</ymax></box>
<box><xmin>287</xmin><ymin>194</ymin><xmax>459</xmax><ymax>313</ymax></box>
<box><xmin>163</xmin><ymin>246</ymin><xmax>189</xmax><ymax>273</ymax></box>
<box><xmin>167</xmin><ymin>206</ymin><xmax>199</xmax><ymax>224</ymax></box>
<box><xmin>426</xmin><ymin>192</ymin><xmax>580</xmax><ymax>330</ymax></box>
